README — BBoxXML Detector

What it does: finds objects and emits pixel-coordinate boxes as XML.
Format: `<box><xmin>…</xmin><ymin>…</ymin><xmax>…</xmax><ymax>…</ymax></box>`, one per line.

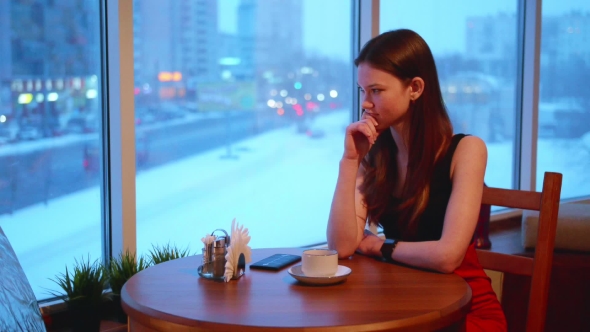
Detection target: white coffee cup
<box><xmin>301</xmin><ymin>249</ymin><xmax>338</xmax><ymax>277</ymax></box>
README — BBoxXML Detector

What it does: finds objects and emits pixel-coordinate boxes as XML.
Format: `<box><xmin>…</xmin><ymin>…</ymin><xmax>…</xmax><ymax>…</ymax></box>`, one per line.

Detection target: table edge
<box><xmin>121</xmin><ymin>250</ymin><xmax>473</xmax><ymax>331</ymax></box>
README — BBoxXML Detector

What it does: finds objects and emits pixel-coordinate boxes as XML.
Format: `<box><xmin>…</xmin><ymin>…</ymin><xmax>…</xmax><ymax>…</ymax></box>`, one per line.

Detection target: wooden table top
<box><xmin>122</xmin><ymin>248</ymin><xmax>472</xmax><ymax>331</ymax></box>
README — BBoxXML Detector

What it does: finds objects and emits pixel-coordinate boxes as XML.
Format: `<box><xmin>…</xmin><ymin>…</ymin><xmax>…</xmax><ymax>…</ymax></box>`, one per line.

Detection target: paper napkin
<box><xmin>201</xmin><ymin>234</ymin><xmax>215</xmax><ymax>246</ymax></box>
<box><xmin>224</xmin><ymin>218</ymin><xmax>252</xmax><ymax>282</ymax></box>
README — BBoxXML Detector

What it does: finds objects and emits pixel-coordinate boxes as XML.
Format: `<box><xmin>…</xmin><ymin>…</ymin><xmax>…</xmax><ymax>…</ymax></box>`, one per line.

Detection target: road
<box><xmin>0</xmin><ymin>110</ymin><xmax>290</xmax><ymax>215</ymax></box>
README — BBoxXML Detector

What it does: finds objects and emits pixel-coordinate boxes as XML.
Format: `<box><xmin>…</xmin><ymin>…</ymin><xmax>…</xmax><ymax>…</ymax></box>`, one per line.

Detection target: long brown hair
<box><xmin>356</xmin><ymin>29</ymin><xmax>453</xmax><ymax>236</ymax></box>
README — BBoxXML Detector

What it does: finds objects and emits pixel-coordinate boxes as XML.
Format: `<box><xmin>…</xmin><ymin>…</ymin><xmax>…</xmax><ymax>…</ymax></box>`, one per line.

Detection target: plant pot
<box><xmin>67</xmin><ymin>301</ymin><xmax>102</xmax><ymax>332</ymax></box>
<box><xmin>112</xmin><ymin>294</ymin><xmax>128</xmax><ymax>324</ymax></box>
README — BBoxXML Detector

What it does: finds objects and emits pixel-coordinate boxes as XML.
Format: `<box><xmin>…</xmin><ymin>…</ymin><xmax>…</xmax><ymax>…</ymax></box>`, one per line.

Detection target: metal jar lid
<box><xmin>211</xmin><ymin>229</ymin><xmax>230</xmax><ymax>248</ymax></box>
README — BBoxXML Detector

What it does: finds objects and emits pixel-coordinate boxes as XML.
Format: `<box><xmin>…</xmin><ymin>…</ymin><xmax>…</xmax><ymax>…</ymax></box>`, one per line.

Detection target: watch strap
<box><xmin>380</xmin><ymin>238</ymin><xmax>398</xmax><ymax>260</ymax></box>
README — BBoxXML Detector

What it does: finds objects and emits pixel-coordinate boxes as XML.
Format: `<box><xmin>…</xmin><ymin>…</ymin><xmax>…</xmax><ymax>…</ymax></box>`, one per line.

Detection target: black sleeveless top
<box><xmin>380</xmin><ymin>134</ymin><xmax>467</xmax><ymax>242</ymax></box>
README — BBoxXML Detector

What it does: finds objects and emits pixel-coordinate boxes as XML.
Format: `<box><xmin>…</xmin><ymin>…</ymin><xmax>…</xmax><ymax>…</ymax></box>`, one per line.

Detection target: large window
<box><xmin>537</xmin><ymin>1</ymin><xmax>590</xmax><ymax>198</ymax></box>
<box><xmin>380</xmin><ymin>0</ymin><xmax>518</xmax><ymax>190</ymax></box>
<box><xmin>0</xmin><ymin>1</ymin><xmax>103</xmax><ymax>299</ymax></box>
<box><xmin>133</xmin><ymin>0</ymin><xmax>353</xmax><ymax>255</ymax></box>
<box><xmin>3</xmin><ymin>0</ymin><xmax>588</xmax><ymax>304</ymax></box>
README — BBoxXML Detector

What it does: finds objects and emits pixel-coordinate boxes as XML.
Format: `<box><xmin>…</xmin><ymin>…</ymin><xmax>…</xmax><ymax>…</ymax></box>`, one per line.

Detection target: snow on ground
<box><xmin>1</xmin><ymin>111</ymin><xmax>348</xmax><ymax>298</ymax></box>
<box><xmin>1</xmin><ymin>109</ymin><xmax>588</xmax><ymax>299</ymax></box>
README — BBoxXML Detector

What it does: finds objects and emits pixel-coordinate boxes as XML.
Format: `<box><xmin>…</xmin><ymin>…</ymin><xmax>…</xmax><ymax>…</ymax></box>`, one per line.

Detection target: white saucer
<box><xmin>288</xmin><ymin>265</ymin><xmax>351</xmax><ymax>285</ymax></box>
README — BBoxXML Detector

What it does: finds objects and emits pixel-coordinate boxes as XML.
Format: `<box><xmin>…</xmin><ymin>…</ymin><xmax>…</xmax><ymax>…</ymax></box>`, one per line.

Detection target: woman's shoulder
<box><xmin>447</xmin><ymin>135</ymin><xmax>487</xmax><ymax>189</ymax></box>
<box><xmin>444</xmin><ymin>134</ymin><xmax>486</xmax><ymax>159</ymax></box>
<box><xmin>451</xmin><ymin>134</ymin><xmax>487</xmax><ymax>170</ymax></box>
<box><xmin>454</xmin><ymin>134</ymin><xmax>486</xmax><ymax>151</ymax></box>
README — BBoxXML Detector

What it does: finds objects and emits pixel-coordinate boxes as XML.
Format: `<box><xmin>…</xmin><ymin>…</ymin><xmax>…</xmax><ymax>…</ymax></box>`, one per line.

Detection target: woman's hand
<box><xmin>355</xmin><ymin>229</ymin><xmax>384</xmax><ymax>257</ymax></box>
<box><xmin>342</xmin><ymin>113</ymin><xmax>379</xmax><ymax>162</ymax></box>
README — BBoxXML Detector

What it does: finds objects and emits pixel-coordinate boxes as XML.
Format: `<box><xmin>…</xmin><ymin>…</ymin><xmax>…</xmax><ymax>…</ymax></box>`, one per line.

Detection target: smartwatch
<box><xmin>380</xmin><ymin>238</ymin><xmax>398</xmax><ymax>260</ymax></box>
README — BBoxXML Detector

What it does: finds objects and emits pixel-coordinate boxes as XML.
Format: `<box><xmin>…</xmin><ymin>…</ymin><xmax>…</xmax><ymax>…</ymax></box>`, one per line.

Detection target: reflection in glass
<box><xmin>380</xmin><ymin>0</ymin><xmax>517</xmax><ymax>190</ymax></box>
<box><xmin>0</xmin><ymin>1</ymin><xmax>103</xmax><ymax>299</ymax></box>
<box><xmin>133</xmin><ymin>0</ymin><xmax>353</xmax><ymax>254</ymax></box>
<box><xmin>538</xmin><ymin>2</ymin><xmax>590</xmax><ymax>198</ymax></box>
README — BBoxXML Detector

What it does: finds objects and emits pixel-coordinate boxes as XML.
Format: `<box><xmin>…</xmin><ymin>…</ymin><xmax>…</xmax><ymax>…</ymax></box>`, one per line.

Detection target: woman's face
<box><xmin>357</xmin><ymin>63</ymin><xmax>414</xmax><ymax>133</ymax></box>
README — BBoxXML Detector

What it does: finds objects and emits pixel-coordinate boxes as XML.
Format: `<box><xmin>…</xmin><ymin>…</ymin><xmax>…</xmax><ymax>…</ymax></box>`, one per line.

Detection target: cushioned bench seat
<box><xmin>522</xmin><ymin>203</ymin><xmax>590</xmax><ymax>252</ymax></box>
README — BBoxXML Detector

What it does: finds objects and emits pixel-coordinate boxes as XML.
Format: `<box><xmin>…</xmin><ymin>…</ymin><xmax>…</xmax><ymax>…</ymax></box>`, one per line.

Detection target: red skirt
<box><xmin>453</xmin><ymin>243</ymin><xmax>507</xmax><ymax>331</ymax></box>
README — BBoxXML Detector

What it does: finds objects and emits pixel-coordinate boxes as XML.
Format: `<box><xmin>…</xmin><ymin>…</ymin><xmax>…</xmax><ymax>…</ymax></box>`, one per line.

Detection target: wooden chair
<box><xmin>476</xmin><ymin>171</ymin><xmax>562</xmax><ymax>332</ymax></box>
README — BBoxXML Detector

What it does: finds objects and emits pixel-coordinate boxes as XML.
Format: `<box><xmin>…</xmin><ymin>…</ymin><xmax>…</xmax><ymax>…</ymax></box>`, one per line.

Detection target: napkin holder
<box><xmin>198</xmin><ymin>228</ymin><xmax>244</xmax><ymax>281</ymax></box>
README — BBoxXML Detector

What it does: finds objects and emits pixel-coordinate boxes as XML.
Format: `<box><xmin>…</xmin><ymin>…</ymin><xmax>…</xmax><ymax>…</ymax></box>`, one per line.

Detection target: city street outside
<box><xmin>1</xmin><ymin>109</ymin><xmax>589</xmax><ymax>299</ymax></box>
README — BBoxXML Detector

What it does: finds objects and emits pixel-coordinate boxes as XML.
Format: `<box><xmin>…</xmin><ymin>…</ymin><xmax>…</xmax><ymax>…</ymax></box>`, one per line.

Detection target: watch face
<box><xmin>384</xmin><ymin>239</ymin><xmax>395</xmax><ymax>245</ymax></box>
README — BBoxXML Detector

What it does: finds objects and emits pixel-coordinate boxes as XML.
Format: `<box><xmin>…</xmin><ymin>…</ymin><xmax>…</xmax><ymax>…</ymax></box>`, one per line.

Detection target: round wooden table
<box><xmin>122</xmin><ymin>248</ymin><xmax>471</xmax><ymax>331</ymax></box>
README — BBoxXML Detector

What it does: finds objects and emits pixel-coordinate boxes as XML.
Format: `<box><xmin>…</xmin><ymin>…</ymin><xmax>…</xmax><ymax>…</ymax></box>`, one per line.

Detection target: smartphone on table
<box><xmin>249</xmin><ymin>254</ymin><xmax>301</xmax><ymax>271</ymax></box>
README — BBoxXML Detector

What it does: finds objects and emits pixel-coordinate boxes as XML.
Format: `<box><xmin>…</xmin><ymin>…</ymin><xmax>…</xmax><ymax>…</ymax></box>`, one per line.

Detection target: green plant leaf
<box><xmin>47</xmin><ymin>255</ymin><xmax>109</xmax><ymax>306</ymax></box>
<box><xmin>108</xmin><ymin>250</ymin><xmax>151</xmax><ymax>295</ymax></box>
<box><xmin>148</xmin><ymin>242</ymin><xmax>191</xmax><ymax>265</ymax></box>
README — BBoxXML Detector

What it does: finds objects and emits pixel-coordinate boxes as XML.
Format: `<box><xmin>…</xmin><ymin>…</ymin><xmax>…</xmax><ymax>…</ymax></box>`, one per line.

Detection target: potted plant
<box><xmin>148</xmin><ymin>243</ymin><xmax>191</xmax><ymax>265</ymax></box>
<box><xmin>49</xmin><ymin>256</ymin><xmax>109</xmax><ymax>332</ymax></box>
<box><xmin>108</xmin><ymin>250</ymin><xmax>150</xmax><ymax>323</ymax></box>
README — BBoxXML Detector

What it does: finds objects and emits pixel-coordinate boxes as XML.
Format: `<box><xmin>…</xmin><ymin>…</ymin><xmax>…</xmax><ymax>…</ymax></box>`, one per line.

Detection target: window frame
<box><xmin>32</xmin><ymin>0</ymin><xmax>588</xmax><ymax>309</ymax></box>
<box><xmin>102</xmin><ymin>0</ymin><xmax>587</xmax><ymax>257</ymax></box>
<box><xmin>105</xmin><ymin>0</ymin><xmax>136</xmax><ymax>261</ymax></box>
<box><xmin>105</xmin><ymin>0</ymin><xmax>584</xmax><ymax>268</ymax></box>
<box><xmin>516</xmin><ymin>0</ymin><xmax>542</xmax><ymax>192</ymax></box>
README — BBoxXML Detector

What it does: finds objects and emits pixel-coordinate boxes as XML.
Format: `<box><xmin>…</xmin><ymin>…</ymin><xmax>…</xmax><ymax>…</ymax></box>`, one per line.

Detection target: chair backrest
<box><xmin>476</xmin><ymin>171</ymin><xmax>562</xmax><ymax>332</ymax></box>
<box><xmin>0</xmin><ymin>226</ymin><xmax>47</xmax><ymax>332</ymax></box>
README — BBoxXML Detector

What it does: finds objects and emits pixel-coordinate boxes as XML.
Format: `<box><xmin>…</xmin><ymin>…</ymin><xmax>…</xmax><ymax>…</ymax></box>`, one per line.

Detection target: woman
<box><xmin>326</xmin><ymin>29</ymin><xmax>507</xmax><ymax>331</ymax></box>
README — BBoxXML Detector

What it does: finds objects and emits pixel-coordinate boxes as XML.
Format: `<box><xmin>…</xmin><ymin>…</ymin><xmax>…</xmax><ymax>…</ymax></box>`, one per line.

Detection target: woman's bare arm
<box><xmin>327</xmin><ymin>161</ymin><xmax>368</xmax><ymax>258</ymax></box>
<box><xmin>360</xmin><ymin>136</ymin><xmax>487</xmax><ymax>273</ymax></box>
<box><xmin>327</xmin><ymin>115</ymin><xmax>377</xmax><ymax>259</ymax></box>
